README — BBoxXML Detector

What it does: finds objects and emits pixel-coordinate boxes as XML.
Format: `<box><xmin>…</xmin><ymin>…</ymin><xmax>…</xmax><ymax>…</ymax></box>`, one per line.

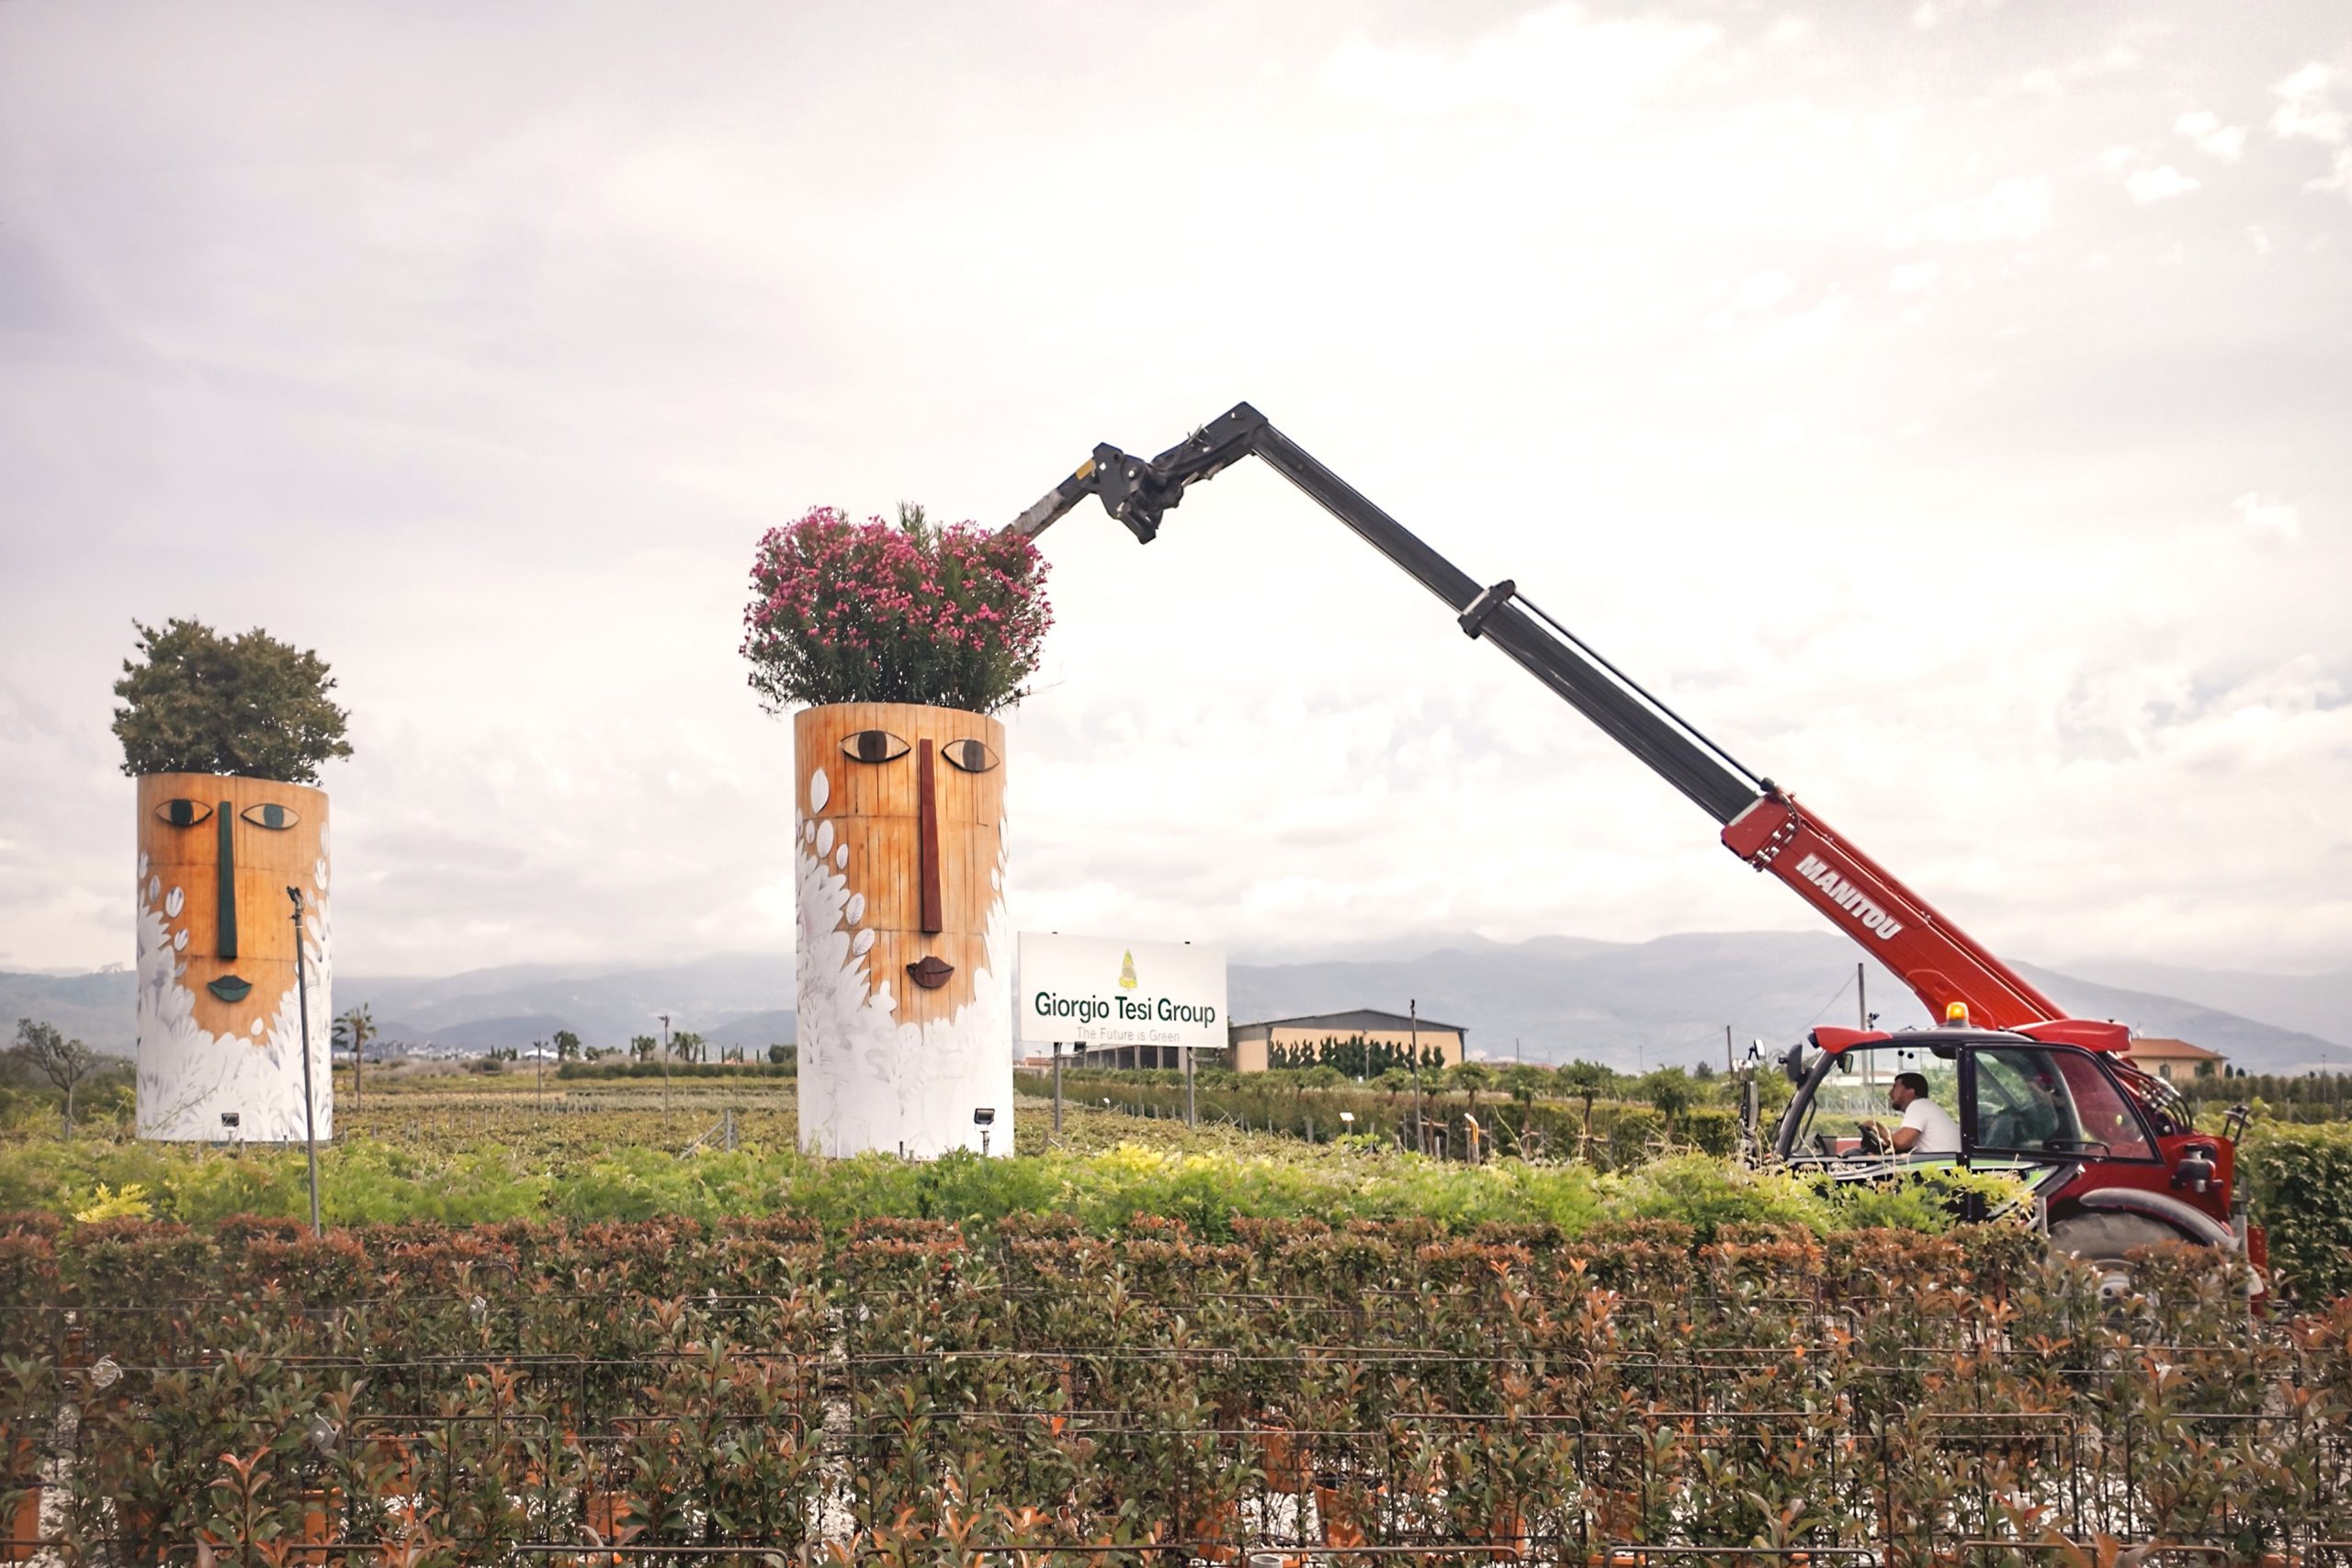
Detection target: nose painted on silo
<box><xmin>917</xmin><ymin>739</ymin><xmax>943</xmax><ymax>935</ymax></box>
<box><xmin>207</xmin><ymin>799</ymin><xmax>254</xmax><ymax>1003</ymax></box>
<box><xmin>905</xmin><ymin>739</ymin><xmax>956</xmax><ymax>990</ymax></box>
<box><xmin>216</xmin><ymin>802</ymin><xmax>238</xmax><ymax>959</ymax></box>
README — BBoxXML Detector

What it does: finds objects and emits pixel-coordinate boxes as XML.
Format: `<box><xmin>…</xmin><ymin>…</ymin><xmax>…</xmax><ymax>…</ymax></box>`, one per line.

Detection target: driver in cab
<box><xmin>1858</xmin><ymin>1071</ymin><xmax>1961</xmax><ymax>1158</ymax></box>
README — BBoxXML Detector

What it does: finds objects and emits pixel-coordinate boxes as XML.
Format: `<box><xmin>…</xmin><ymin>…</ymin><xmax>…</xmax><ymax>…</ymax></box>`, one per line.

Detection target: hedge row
<box><xmin>0</xmin><ymin>1214</ymin><xmax>2330</xmax><ymax>1562</ymax></box>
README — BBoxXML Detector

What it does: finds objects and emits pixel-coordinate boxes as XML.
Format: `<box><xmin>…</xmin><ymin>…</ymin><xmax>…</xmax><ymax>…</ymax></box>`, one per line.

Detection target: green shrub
<box><xmin>2242</xmin><ymin>1120</ymin><xmax>2352</xmax><ymax>1301</ymax></box>
<box><xmin>1815</xmin><ymin>1164</ymin><xmax>2029</xmax><ymax>1235</ymax></box>
<box><xmin>1613</xmin><ymin>1154</ymin><xmax>1828</xmax><ymax>1240</ymax></box>
<box><xmin>1680</xmin><ymin>1106</ymin><xmax>1739</xmax><ymax>1157</ymax></box>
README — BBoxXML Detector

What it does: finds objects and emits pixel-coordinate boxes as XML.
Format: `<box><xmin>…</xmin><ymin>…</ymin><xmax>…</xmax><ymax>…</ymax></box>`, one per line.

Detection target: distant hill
<box><xmin>1227</xmin><ymin>931</ymin><xmax>2344</xmax><ymax>1074</ymax></box>
<box><xmin>0</xmin><ymin>968</ymin><xmax>136</xmax><ymax>1055</ymax></box>
<box><xmin>2063</xmin><ymin>958</ymin><xmax>2352</xmax><ymax>1055</ymax></box>
<box><xmin>345</xmin><ymin>953</ymin><xmax>795</xmax><ymax>1052</ymax></box>
<box><xmin>10</xmin><ymin>932</ymin><xmax>2341</xmax><ymax>1074</ymax></box>
<box><xmin>2015</xmin><ymin>962</ymin><xmax>2347</xmax><ymax>1076</ymax></box>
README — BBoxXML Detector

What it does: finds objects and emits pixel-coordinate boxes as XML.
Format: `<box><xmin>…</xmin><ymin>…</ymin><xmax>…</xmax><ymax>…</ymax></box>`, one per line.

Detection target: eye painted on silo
<box><xmin>240</xmin><ymin>803</ymin><xmax>300</xmax><ymax>831</ymax></box>
<box><xmin>840</xmin><ymin>730</ymin><xmax>910</xmax><ymax>765</ymax></box>
<box><xmin>941</xmin><ymin>739</ymin><xmax>1000</xmax><ymax>774</ymax></box>
<box><xmin>155</xmin><ymin>799</ymin><xmax>214</xmax><ymax>828</ymax></box>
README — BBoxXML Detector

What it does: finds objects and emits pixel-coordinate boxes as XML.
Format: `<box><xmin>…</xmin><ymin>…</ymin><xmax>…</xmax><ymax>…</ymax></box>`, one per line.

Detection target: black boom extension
<box><xmin>1007</xmin><ymin>401</ymin><xmax>1764</xmax><ymax>825</ymax></box>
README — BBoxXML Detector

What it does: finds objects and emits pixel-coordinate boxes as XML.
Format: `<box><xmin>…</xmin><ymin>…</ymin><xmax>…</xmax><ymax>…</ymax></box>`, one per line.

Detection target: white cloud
<box><xmin>2124</xmin><ymin>164</ymin><xmax>2199</xmax><ymax>203</ymax></box>
<box><xmin>2271</xmin><ymin>62</ymin><xmax>2346</xmax><ymax>142</ymax></box>
<box><xmin>1913</xmin><ymin>0</ymin><xmax>2003</xmax><ymax>29</ymax></box>
<box><xmin>1733</xmin><ymin>269</ymin><xmax>1796</xmax><ymax>311</ymax></box>
<box><xmin>2312</xmin><ymin>147</ymin><xmax>2352</xmax><ymax>201</ymax></box>
<box><xmin>1894</xmin><ymin>176</ymin><xmax>2052</xmax><ymax>244</ymax></box>
<box><xmin>2</xmin><ymin>1</ymin><xmax>2347</xmax><ymax>982</ymax></box>
<box><xmin>1321</xmin><ymin>4</ymin><xmax>1719</xmax><ymax>120</ymax></box>
<box><xmin>1888</xmin><ymin>260</ymin><xmax>1941</xmax><ymax>293</ymax></box>
<box><xmin>2176</xmin><ymin>109</ymin><xmax>2246</xmax><ymax>161</ymax></box>
<box><xmin>2232</xmin><ymin>491</ymin><xmax>2302</xmax><ymax>541</ymax></box>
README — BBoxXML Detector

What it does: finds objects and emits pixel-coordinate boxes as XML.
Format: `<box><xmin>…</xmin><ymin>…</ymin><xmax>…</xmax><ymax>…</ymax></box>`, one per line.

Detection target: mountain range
<box><xmin>1227</xmin><ymin>933</ymin><xmax>2349</xmax><ymax>1075</ymax></box>
<box><xmin>6</xmin><ymin>934</ymin><xmax>2345</xmax><ymax>1076</ymax></box>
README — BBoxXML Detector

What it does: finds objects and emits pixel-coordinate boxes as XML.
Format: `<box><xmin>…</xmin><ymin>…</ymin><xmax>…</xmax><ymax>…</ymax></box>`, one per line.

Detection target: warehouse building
<box><xmin>1225</xmin><ymin>1009</ymin><xmax>1466</xmax><ymax>1075</ymax></box>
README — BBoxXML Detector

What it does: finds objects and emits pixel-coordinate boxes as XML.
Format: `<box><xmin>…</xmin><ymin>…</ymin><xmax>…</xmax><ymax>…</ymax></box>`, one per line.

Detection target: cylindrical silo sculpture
<box><xmin>794</xmin><ymin>702</ymin><xmax>1012</xmax><ymax>1157</ymax></box>
<box><xmin>134</xmin><ymin>773</ymin><xmax>333</xmax><ymax>1142</ymax></box>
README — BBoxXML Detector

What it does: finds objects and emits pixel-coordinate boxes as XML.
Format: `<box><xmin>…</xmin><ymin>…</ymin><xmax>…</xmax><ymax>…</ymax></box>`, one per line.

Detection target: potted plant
<box><xmin>113</xmin><ymin>618</ymin><xmax>349</xmax><ymax>1145</ymax></box>
<box><xmin>743</xmin><ymin>504</ymin><xmax>1050</xmax><ymax>1161</ymax></box>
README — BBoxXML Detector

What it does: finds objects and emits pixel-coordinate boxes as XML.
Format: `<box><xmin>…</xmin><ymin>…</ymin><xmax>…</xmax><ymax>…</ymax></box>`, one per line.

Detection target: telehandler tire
<box><xmin>2048</xmin><ymin>1212</ymin><xmax>2185</xmax><ymax>1298</ymax></box>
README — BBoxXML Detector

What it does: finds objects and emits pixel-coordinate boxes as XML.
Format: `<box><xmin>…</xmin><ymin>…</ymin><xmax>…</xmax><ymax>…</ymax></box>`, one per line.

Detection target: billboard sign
<box><xmin>1017</xmin><ymin>933</ymin><xmax>1227</xmax><ymax>1050</ymax></box>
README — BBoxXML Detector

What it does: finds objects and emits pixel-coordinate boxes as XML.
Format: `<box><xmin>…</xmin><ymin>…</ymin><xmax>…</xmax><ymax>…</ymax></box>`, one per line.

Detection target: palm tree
<box><xmin>629</xmin><ymin>1034</ymin><xmax>659</xmax><ymax>1063</ymax></box>
<box><xmin>336</xmin><ymin>1006</ymin><xmax>376</xmax><ymax>1110</ymax></box>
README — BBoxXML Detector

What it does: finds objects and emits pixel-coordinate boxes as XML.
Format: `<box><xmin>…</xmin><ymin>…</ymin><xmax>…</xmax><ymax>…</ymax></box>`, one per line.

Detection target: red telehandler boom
<box><xmin>1012</xmin><ymin>401</ymin><xmax>2261</xmax><ymax>1282</ymax></box>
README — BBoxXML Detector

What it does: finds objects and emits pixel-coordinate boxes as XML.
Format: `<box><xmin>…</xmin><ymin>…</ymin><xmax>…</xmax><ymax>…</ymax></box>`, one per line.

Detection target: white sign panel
<box><xmin>1018</xmin><ymin>933</ymin><xmax>1227</xmax><ymax>1049</ymax></box>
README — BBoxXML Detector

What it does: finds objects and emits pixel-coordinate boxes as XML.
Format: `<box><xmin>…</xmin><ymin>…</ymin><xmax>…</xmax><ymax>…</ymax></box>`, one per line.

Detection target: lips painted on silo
<box><xmin>208</xmin><ymin>976</ymin><xmax>254</xmax><ymax>1003</ymax></box>
<box><xmin>906</xmin><ymin>955</ymin><xmax>956</xmax><ymax>989</ymax></box>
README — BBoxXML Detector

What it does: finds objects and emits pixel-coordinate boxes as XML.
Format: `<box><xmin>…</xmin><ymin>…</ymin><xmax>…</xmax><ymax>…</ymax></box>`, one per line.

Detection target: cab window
<box><xmin>1970</xmin><ymin>1045</ymin><xmax>2154</xmax><ymax>1161</ymax></box>
<box><xmin>1791</xmin><ymin>1043</ymin><xmax>1958</xmax><ymax>1156</ymax></box>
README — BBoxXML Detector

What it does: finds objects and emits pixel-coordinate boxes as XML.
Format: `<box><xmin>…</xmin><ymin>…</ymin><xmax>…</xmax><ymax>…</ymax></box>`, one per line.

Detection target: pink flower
<box><xmin>741</xmin><ymin>502</ymin><xmax>1054</xmax><ymax>715</ymax></box>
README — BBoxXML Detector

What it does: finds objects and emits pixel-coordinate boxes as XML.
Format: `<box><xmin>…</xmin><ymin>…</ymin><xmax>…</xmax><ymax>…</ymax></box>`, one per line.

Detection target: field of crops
<box><xmin>0</xmin><ymin>1072</ymin><xmax>2012</xmax><ymax>1244</ymax></box>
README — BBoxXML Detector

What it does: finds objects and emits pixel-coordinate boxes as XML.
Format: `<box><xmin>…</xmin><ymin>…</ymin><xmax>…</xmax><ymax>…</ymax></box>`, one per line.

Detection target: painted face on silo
<box><xmin>793</xmin><ymin>703</ymin><xmax>1012</xmax><ymax>1157</ymax></box>
<box><xmin>135</xmin><ymin>773</ymin><xmax>332</xmax><ymax>1142</ymax></box>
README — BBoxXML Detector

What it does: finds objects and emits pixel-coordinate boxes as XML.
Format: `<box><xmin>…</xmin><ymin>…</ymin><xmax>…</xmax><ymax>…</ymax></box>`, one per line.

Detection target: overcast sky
<box><xmin>3</xmin><ymin>1</ymin><xmax>2346</xmax><ymax>980</ymax></box>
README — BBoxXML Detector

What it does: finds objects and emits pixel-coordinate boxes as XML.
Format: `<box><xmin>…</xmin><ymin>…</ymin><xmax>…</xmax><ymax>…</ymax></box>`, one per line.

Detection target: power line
<box><xmin>1801</xmin><ymin>969</ymin><xmax>1857</xmax><ymax>1029</ymax></box>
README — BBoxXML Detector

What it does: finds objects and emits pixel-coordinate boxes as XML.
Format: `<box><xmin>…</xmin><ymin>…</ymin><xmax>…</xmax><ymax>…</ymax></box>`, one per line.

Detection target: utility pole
<box><xmin>288</xmin><ymin>888</ymin><xmax>322</xmax><ymax>1237</ymax></box>
<box><xmin>1856</xmin><ymin>963</ymin><xmax>1875</xmax><ymax>1086</ymax></box>
<box><xmin>1408</xmin><ymin>999</ymin><xmax>1424</xmax><ymax>1156</ymax></box>
<box><xmin>1052</xmin><ymin>1041</ymin><xmax>1064</xmax><ymax>1137</ymax></box>
<box><xmin>1725</xmin><ymin>1024</ymin><xmax>1735</xmax><ymax>1076</ymax></box>
<box><xmin>659</xmin><ymin>1013</ymin><xmax>672</xmax><ymax>1121</ymax></box>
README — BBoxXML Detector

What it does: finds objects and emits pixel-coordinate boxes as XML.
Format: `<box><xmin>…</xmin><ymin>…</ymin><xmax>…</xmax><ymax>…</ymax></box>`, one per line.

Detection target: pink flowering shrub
<box><xmin>741</xmin><ymin>504</ymin><xmax>1053</xmax><ymax>715</ymax></box>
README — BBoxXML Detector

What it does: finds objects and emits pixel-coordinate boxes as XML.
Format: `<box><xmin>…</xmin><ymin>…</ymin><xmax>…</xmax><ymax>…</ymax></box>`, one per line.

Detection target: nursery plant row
<box><xmin>1037</xmin><ymin>1076</ymin><xmax>2352</xmax><ymax>1303</ymax></box>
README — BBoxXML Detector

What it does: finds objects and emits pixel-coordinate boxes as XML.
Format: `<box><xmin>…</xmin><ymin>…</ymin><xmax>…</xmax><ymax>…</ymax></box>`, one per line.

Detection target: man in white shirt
<box><xmin>1860</xmin><ymin>1071</ymin><xmax>1962</xmax><ymax>1158</ymax></box>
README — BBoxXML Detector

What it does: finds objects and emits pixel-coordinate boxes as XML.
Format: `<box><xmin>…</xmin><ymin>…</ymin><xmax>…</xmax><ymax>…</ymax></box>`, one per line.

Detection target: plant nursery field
<box><xmin>4</xmin><ymin>1075</ymin><xmax>2351</xmax><ymax>1563</ymax></box>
